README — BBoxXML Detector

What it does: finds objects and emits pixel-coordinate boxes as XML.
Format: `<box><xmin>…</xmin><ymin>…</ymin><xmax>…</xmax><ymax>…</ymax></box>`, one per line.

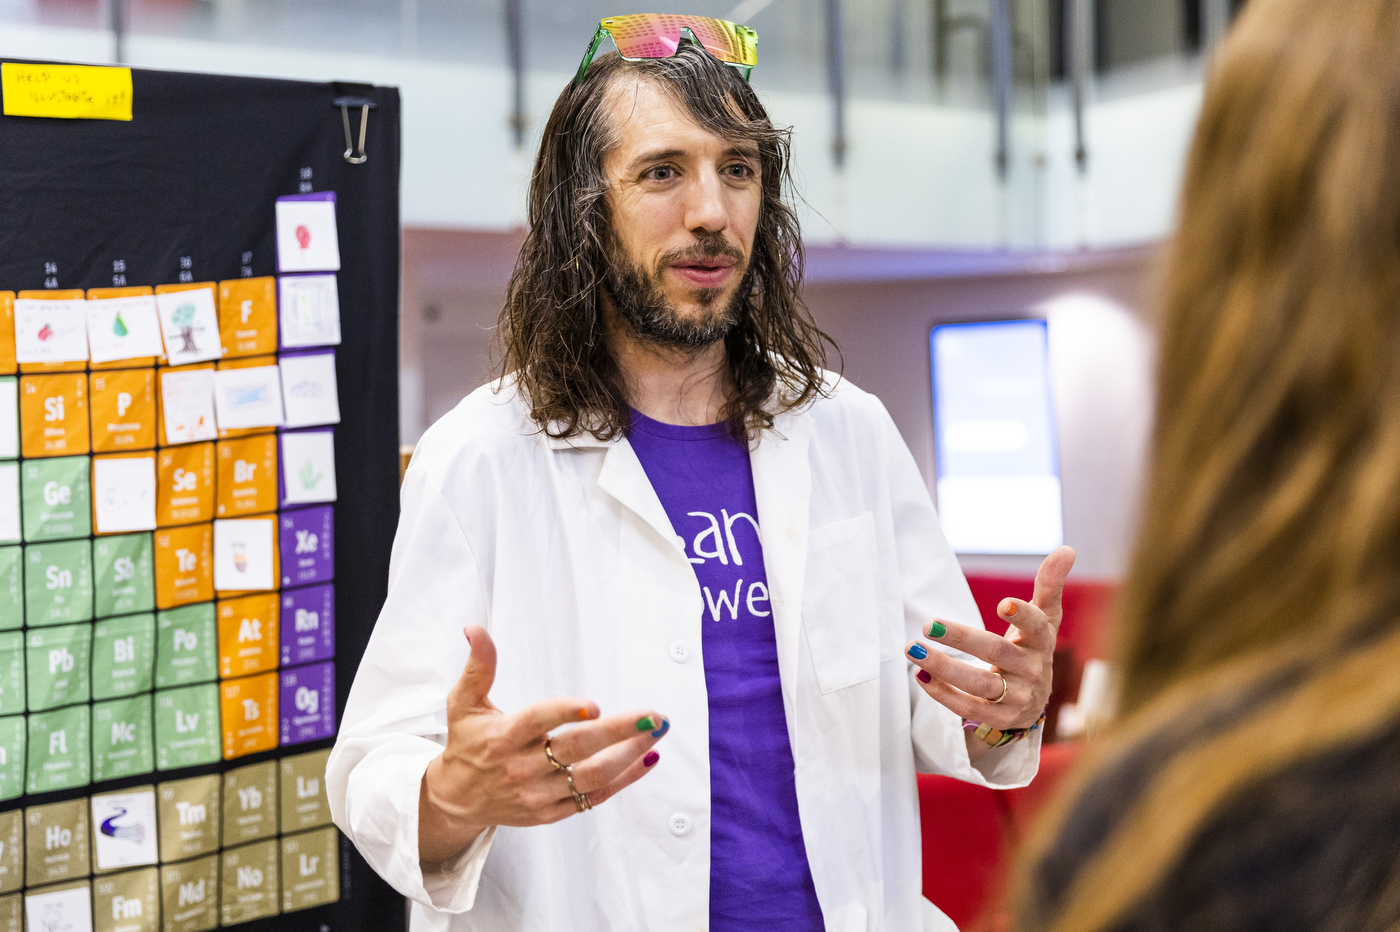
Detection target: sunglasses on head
<box><xmin>574</xmin><ymin>14</ymin><xmax>759</xmax><ymax>86</ymax></box>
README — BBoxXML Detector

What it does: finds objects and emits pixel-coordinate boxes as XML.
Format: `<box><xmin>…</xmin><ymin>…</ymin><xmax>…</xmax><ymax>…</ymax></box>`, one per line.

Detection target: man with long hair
<box><xmin>330</xmin><ymin>24</ymin><xmax>1071</xmax><ymax>931</ymax></box>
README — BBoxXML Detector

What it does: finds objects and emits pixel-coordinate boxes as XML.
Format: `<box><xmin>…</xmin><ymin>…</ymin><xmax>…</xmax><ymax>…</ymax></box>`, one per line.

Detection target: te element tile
<box><xmin>154</xmin><ymin>523</ymin><xmax>212</xmax><ymax>610</ymax></box>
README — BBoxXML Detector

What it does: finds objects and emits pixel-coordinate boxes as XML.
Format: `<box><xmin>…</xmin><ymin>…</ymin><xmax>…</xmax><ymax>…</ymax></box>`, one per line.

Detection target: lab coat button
<box><xmin>668</xmin><ymin>813</ymin><xmax>693</xmax><ymax>837</ymax></box>
<box><xmin>668</xmin><ymin>641</ymin><xmax>689</xmax><ymax>663</ymax></box>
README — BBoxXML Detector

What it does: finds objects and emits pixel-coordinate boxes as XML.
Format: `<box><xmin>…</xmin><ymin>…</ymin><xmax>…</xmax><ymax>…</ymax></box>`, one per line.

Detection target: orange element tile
<box><xmin>218</xmin><ymin>278</ymin><xmax>278</xmax><ymax>359</ymax></box>
<box><xmin>89</xmin><ymin>368</ymin><xmax>157</xmax><ymax>452</ymax></box>
<box><xmin>87</xmin><ymin>286</ymin><xmax>161</xmax><ymax>369</ymax></box>
<box><xmin>16</xmin><ymin>290</ymin><xmax>88</xmax><ymax>373</ymax></box>
<box><xmin>216</xmin><ymin>434</ymin><xmax>277</xmax><ymax>517</ymax></box>
<box><xmin>217</xmin><ymin>593</ymin><xmax>280</xmax><ymax>678</ymax></box>
<box><xmin>214</xmin><ymin>355</ymin><xmax>277</xmax><ymax>440</ymax></box>
<box><xmin>154</xmin><ymin>522</ymin><xmax>213</xmax><ymax>609</ymax></box>
<box><xmin>157</xmin><ymin>442</ymin><xmax>215</xmax><ymax>526</ymax></box>
<box><xmin>20</xmin><ymin>373</ymin><xmax>89</xmax><ymax>457</ymax></box>
<box><xmin>0</xmin><ymin>293</ymin><xmax>15</xmax><ymax>375</ymax></box>
<box><xmin>221</xmin><ymin>671</ymin><xmax>279</xmax><ymax>759</ymax></box>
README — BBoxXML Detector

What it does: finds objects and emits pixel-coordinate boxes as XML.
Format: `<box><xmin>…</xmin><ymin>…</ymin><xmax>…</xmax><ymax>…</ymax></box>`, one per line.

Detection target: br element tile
<box><xmin>25</xmin><ymin>798</ymin><xmax>89</xmax><ymax>886</ymax></box>
<box><xmin>26</xmin><ymin>703</ymin><xmax>90</xmax><ymax>793</ymax></box>
<box><xmin>219</xmin><ymin>672</ymin><xmax>278</xmax><ymax>760</ymax></box>
<box><xmin>154</xmin><ymin>603</ymin><xmax>216</xmax><ymax>688</ymax></box>
<box><xmin>92</xmin><ymin>533</ymin><xmax>155</xmax><ymax>619</ymax></box>
<box><xmin>92</xmin><ymin>613</ymin><xmax>155</xmax><ymax>699</ymax></box>
<box><xmin>278</xmin><ymin>748</ymin><xmax>332</xmax><ymax>833</ymax></box>
<box><xmin>93</xmin><ymin>866</ymin><xmax>159</xmax><ymax>932</ymax></box>
<box><xmin>280</xmin><ymin>827</ymin><xmax>339</xmax><ymax>912</ymax></box>
<box><xmin>24</xmin><ymin>540</ymin><xmax>94</xmax><ymax>626</ymax></box>
<box><xmin>156</xmin><ymin>774</ymin><xmax>222</xmax><ymax>862</ymax></box>
<box><xmin>153</xmin><ymin>683</ymin><xmax>220</xmax><ymax>770</ymax></box>
<box><xmin>279</xmin><ymin>583</ymin><xmax>333</xmax><ymax>666</ymax></box>
<box><xmin>159</xmin><ymin>853</ymin><xmax>218</xmax><ymax>932</ymax></box>
<box><xmin>19</xmin><ymin>373</ymin><xmax>88</xmax><ymax>458</ymax></box>
<box><xmin>153</xmin><ymin>523</ymin><xmax>212</xmax><ymax>610</ymax></box>
<box><xmin>25</xmin><ymin>622</ymin><xmax>91</xmax><ymax>711</ymax></box>
<box><xmin>91</xmin><ymin>694</ymin><xmax>154</xmax><ymax>782</ymax></box>
<box><xmin>221</xmin><ymin>760</ymin><xmax>278</xmax><ymax>846</ymax></box>
<box><xmin>215</xmin><ymin>434</ymin><xmax>277</xmax><ymax>517</ymax></box>
<box><xmin>279</xmin><ymin>662</ymin><xmax>335</xmax><ymax>746</ymax></box>
<box><xmin>219</xmin><ymin>839</ymin><xmax>279</xmax><ymax>925</ymax></box>
<box><xmin>217</xmin><ymin>594</ymin><xmax>278</xmax><ymax>678</ymax></box>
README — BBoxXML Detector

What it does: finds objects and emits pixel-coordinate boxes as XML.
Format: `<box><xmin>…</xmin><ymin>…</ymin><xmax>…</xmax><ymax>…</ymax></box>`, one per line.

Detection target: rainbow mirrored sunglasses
<box><xmin>574</xmin><ymin>14</ymin><xmax>758</xmax><ymax>86</ymax></box>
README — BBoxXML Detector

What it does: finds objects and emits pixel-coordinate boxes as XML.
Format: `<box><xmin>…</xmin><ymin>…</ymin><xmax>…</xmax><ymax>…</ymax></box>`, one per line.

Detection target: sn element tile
<box><xmin>217</xmin><ymin>594</ymin><xmax>278</xmax><ymax>678</ymax></box>
<box><xmin>279</xmin><ymin>748</ymin><xmax>332</xmax><ymax>833</ymax></box>
<box><xmin>21</xmin><ymin>455</ymin><xmax>92</xmax><ymax>541</ymax></box>
<box><xmin>278</xmin><ymin>506</ymin><xmax>333</xmax><ymax>588</ymax></box>
<box><xmin>156</xmin><ymin>774</ymin><xmax>222</xmax><ymax>862</ymax></box>
<box><xmin>92</xmin><ymin>694</ymin><xmax>154</xmax><ymax>782</ymax></box>
<box><xmin>153</xmin><ymin>523</ymin><xmax>212</xmax><ymax>610</ymax></box>
<box><xmin>154</xmin><ymin>603</ymin><xmax>217</xmax><ymax>688</ymax></box>
<box><xmin>90</xmin><ymin>787</ymin><xmax>159</xmax><ymax>873</ymax></box>
<box><xmin>0</xmin><ymin>634</ymin><xmax>22</xmax><ymax>717</ymax></box>
<box><xmin>219</xmin><ymin>839</ymin><xmax>280</xmax><ymax>925</ymax></box>
<box><xmin>159</xmin><ymin>853</ymin><xmax>219</xmax><ymax>932</ymax></box>
<box><xmin>222</xmin><ymin>760</ymin><xmax>278</xmax><ymax>846</ymax></box>
<box><xmin>92</xmin><ymin>533</ymin><xmax>155</xmax><ymax>619</ymax></box>
<box><xmin>25</xmin><ymin>622</ymin><xmax>92</xmax><ymax>711</ymax></box>
<box><xmin>281</xmin><ymin>826</ymin><xmax>339</xmax><ymax>911</ymax></box>
<box><xmin>280</xmin><ymin>583</ymin><xmax>333</xmax><ymax>666</ymax></box>
<box><xmin>153</xmin><ymin>683</ymin><xmax>220</xmax><ymax>770</ymax></box>
<box><xmin>19</xmin><ymin>373</ymin><xmax>89</xmax><ymax>458</ymax></box>
<box><xmin>279</xmin><ymin>662</ymin><xmax>335</xmax><ymax>746</ymax></box>
<box><xmin>88</xmin><ymin>368</ymin><xmax>157</xmax><ymax>452</ymax></box>
<box><xmin>0</xmin><ymin>715</ymin><xmax>25</xmax><ymax>802</ymax></box>
<box><xmin>156</xmin><ymin>442</ymin><xmax>214</xmax><ymax>527</ymax></box>
<box><xmin>23</xmin><ymin>540</ymin><xmax>94</xmax><ymax>626</ymax></box>
<box><xmin>24</xmin><ymin>798</ymin><xmax>89</xmax><ymax>886</ymax></box>
<box><xmin>219</xmin><ymin>277</ymin><xmax>278</xmax><ymax>358</ymax></box>
<box><xmin>0</xmin><ymin>809</ymin><xmax>21</xmax><ymax>893</ymax></box>
<box><xmin>26</xmin><ymin>703</ymin><xmax>91</xmax><ymax>793</ymax></box>
<box><xmin>92</xmin><ymin>866</ymin><xmax>159</xmax><ymax>932</ymax></box>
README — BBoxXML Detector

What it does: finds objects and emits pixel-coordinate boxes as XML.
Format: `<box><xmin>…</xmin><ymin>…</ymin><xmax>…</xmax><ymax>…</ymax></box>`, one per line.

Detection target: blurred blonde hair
<box><xmin>1014</xmin><ymin>0</ymin><xmax>1400</xmax><ymax>928</ymax></box>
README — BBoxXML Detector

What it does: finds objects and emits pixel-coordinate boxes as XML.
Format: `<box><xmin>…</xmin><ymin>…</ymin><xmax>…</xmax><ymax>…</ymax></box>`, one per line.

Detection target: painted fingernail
<box><xmin>927</xmin><ymin>621</ymin><xmax>947</xmax><ymax>638</ymax></box>
<box><xmin>577</xmin><ymin>709</ymin><xmax>592</xmax><ymax>721</ymax></box>
<box><xmin>650</xmin><ymin>719</ymin><xmax>670</xmax><ymax>739</ymax></box>
<box><xmin>917</xmin><ymin>670</ymin><xmax>932</xmax><ymax>684</ymax></box>
<box><xmin>636</xmin><ymin>716</ymin><xmax>656</xmax><ymax>732</ymax></box>
<box><xmin>907</xmin><ymin>644</ymin><xmax>928</xmax><ymax>660</ymax></box>
<box><xmin>1002</xmin><ymin>601</ymin><xmax>1019</xmax><ymax>617</ymax></box>
<box><xmin>644</xmin><ymin>751</ymin><xmax>660</xmax><ymax>767</ymax></box>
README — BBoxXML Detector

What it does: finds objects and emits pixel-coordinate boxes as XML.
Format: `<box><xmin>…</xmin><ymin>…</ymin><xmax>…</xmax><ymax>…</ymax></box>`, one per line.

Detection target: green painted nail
<box><xmin>636</xmin><ymin>716</ymin><xmax>656</xmax><ymax>732</ymax></box>
<box><xmin>927</xmin><ymin>622</ymin><xmax>947</xmax><ymax>638</ymax></box>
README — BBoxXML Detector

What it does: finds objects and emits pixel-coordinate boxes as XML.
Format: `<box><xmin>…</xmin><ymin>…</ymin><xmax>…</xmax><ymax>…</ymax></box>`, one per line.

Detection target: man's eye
<box><xmin>647</xmin><ymin>166</ymin><xmax>675</xmax><ymax>181</ymax></box>
<box><xmin>725</xmin><ymin>163</ymin><xmax>754</xmax><ymax>178</ymax></box>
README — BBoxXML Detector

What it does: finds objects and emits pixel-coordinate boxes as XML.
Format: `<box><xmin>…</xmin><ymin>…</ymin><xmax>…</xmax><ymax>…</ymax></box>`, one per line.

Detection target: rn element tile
<box><xmin>279</xmin><ymin>584</ymin><xmax>333</xmax><ymax>666</ymax></box>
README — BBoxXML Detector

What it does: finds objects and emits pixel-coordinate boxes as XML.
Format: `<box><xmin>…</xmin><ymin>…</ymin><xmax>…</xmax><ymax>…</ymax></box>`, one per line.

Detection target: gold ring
<box><xmin>566</xmin><ymin>771</ymin><xmax>592</xmax><ymax>812</ymax></box>
<box><xmin>544</xmin><ymin>738</ymin><xmax>565</xmax><ymax>772</ymax></box>
<box><xmin>990</xmin><ymin>672</ymin><xmax>1009</xmax><ymax>704</ymax></box>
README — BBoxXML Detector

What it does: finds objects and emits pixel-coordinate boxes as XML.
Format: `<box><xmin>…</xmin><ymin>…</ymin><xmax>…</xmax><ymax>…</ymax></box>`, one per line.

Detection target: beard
<box><xmin>603</xmin><ymin>229</ymin><xmax>750</xmax><ymax>349</ymax></box>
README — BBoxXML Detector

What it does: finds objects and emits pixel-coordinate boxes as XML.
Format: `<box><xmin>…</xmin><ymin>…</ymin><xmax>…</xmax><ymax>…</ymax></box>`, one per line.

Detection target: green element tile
<box><xmin>222</xmin><ymin>760</ymin><xmax>278</xmax><ymax>846</ymax></box>
<box><xmin>281</xmin><ymin>827</ymin><xmax>339</xmax><ymax>912</ymax></box>
<box><xmin>154</xmin><ymin>684</ymin><xmax>220</xmax><ymax>770</ymax></box>
<box><xmin>0</xmin><ymin>810</ymin><xmax>20</xmax><ymax>894</ymax></box>
<box><xmin>154</xmin><ymin>603</ymin><xmax>216</xmax><ymax>688</ymax></box>
<box><xmin>157</xmin><ymin>775</ymin><xmax>221</xmax><ymax>862</ymax></box>
<box><xmin>160</xmin><ymin>854</ymin><xmax>218</xmax><ymax>932</ymax></box>
<box><xmin>24</xmin><ymin>799</ymin><xmax>89</xmax><ymax>887</ymax></box>
<box><xmin>93</xmin><ymin>694</ymin><xmax>155</xmax><ymax>782</ymax></box>
<box><xmin>0</xmin><ymin>633</ymin><xmax>22</xmax><ymax>717</ymax></box>
<box><xmin>93</xmin><ymin>867</ymin><xmax>159</xmax><ymax>932</ymax></box>
<box><xmin>0</xmin><ymin>716</ymin><xmax>24</xmax><ymax>803</ymax></box>
<box><xmin>25</xmin><ymin>623</ymin><xmax>91</xmax><ymax>711</ymax></box>
<box><xmin>93</xmin><ymin>533</ymin><xmax>155</xmax><ymax>619</ymax></box>
<box><xmin>23</xmin><ymin>540</ymin><xmax>93</xmax><ymax>627</ymax></box>
<box><xmin>26</xmin><ymin>704</ymin><xmax>91</xmax><ymax>794</ymax></box>
<box><xmin>219</xmin><ymin>839</ymin><xmax>279</xmax><ymax>925</ymax></box>
<box><xmin>92</xmin><ymin>613</ymin><xmax>155</xmax><ymax>700</ymax></box>
<box><xmin>279</xmin><ymin>748</ymin><xmax>332</xmax><ymax>834</ymax></box>
<box><xmin>0</xmin><ymin>548</ymin><xmax>20</xmax><ymax>631</ymax></box>
<box><xmin>20</xmin><ymin>456</ymin><xmax>91</xmax><ymax>542</ymax></box>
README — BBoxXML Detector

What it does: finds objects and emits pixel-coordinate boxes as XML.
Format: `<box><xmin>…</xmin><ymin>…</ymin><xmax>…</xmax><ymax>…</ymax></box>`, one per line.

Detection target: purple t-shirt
<box><xmin>628</xmin><ymin>411</ymin><xmax>823</xmax><ymax>930</ymax></box>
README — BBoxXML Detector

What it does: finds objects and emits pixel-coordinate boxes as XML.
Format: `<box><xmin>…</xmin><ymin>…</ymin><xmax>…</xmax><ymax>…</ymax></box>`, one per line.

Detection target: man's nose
<box><xmin>683</xmin><ymin>169</ymin><xmax>729</xmax><ymax>235</ymax></box>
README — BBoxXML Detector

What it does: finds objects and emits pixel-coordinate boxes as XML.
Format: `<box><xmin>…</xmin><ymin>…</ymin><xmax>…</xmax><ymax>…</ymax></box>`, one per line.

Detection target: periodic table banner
<box><xmin>0</xmin><ymin>61</ymin><xmax>404</xmax><ymax>932</ymax></box>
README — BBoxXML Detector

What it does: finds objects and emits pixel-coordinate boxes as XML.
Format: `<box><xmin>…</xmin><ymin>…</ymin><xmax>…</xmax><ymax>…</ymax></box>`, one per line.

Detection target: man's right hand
<box><xmin>418</xmin><ymin>625</ymin><xmax>671</xmax><ymax>863</ymax></box>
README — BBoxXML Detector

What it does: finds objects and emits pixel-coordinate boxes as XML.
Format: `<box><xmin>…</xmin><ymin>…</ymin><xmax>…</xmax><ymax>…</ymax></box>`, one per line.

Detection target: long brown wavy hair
<box><xmin>495</xmin><ymin>44</ymin><xmax>835</xmax><ymax>441</ymax></box>
<box><xmin>1015</xmin><ymin>0</ymin><xmax>1400</xmax><ymax>928</ymax></box>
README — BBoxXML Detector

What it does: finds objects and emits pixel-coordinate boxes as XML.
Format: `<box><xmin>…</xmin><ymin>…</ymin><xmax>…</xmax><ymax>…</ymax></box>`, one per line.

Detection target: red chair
<box><xmin>917</xmin><ymin>774</ymin><xmax>1008</xmax><ymax>930</ymax></box>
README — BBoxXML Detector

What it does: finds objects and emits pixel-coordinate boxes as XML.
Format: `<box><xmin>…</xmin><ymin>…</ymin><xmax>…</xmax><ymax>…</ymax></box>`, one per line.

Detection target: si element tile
<box><xmin>19</xmin><ymin>373</ymin><xmax>88</xmax><ymax>458</ymax></box>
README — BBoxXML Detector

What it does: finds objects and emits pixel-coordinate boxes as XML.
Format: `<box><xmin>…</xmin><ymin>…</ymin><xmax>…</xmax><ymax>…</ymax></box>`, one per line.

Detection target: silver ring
<box><xmin>990</xmin><ymin>672</ymin><xmax>1009</xmax><ymax>704</ymax></box>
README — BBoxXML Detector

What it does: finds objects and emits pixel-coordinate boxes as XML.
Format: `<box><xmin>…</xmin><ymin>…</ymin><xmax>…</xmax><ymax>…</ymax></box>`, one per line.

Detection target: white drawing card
<box><xmin>13</xmin><ymin>298</ymin><xmax>89</xmax><ymax>364</ymax></box>
<box><xmin>92</xmin><ymin>456</ymin><xmax>157</xmax><ymax>534</ymax></box>
<box><xmin>156</xmin><ymin>288</ymin><xmax>223</xmax><ymax>366</ymax></box>
<box><xmin>0</xmin><ymin>378</ymin><xmax>16</xmax><ymax>459</ymax></box>
<box><xmin>280</xmin><ymin>352</ymin><xmax>340</xmax><ymax>428</ymax></box>
<box><xmin>281</xmin><ymin>430</ymin><xmax>337</xmax><ymax>505</ymax></box>
<box><xmin>276</xmin><ymin>195</ymin><xmax>341</xmax><ymax>272</ymax></box>
<box><xmin>91</xmin><ymin>788</ymin><xmax>159</xmax><ymax>869</ymax></box>
<box><xmin>213</xmin><ymin>365</ymin><xmax>285</xmax><ymax>430</ymax></box>
<box><xmin>0</xmin><ymin>463</ymin><xmax>17</xmax><ymax>544</ymax></box>
<box><xmin>24</xmin><ymin>883</ymin><xmax>92</xmax><ymax>932</ymax></box>
<box><xmin>160</xmin><ymin>368</ymin><xmax>219</xmax><ymax>444</ymax></box>
<box><xmin>278</xmin><ymin>275</ymin><xmax>341</xmax><ymax>348</ymax></box>
<box><xmin>85</xmin><ymin>294</ymin><xmax>166</xmax><ymax>364</ymax></box>
<box><xmin>213</xmin><ymin>517</ymin><xmax>276</xmax><ymax>591</ymax></box>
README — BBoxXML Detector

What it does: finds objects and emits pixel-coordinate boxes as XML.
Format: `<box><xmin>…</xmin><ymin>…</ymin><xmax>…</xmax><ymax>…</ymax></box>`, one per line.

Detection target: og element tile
<box><xmin>279</xmin><ymin>662</ymin><xmax>335</xmax><ymax>746</ymax></box>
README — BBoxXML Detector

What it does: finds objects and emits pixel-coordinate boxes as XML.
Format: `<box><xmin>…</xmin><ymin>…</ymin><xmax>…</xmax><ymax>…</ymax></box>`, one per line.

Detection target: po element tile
<box><xmin>154</xmin><ymin>603</ymin><xmax>216</xmax><ymax>688</ymax></box>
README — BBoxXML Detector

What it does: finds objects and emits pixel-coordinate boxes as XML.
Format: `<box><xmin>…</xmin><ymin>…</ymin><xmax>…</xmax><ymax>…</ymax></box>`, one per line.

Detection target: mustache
<box><xmin>655</xmin><ymin>234</ymin><xmax>745</xmax><ymax>270</ymax></box>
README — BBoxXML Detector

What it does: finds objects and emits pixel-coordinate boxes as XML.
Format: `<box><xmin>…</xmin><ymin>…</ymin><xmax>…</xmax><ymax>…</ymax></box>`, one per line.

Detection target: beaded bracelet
<box><xmin>963</xmin><ymin>707</ymin><xmax>1047</xmax><ymax>749</ymax></box>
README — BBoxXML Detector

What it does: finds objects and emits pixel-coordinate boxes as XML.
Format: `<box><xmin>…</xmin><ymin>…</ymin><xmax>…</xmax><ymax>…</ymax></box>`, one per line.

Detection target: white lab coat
<box><xmin>327</xmin><ymin>374</ymin><xmax>1040</xmax><ymax>932</ymax></box>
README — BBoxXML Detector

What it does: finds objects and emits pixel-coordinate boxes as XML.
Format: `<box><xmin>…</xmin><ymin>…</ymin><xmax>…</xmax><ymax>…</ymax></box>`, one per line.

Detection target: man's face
<box><xmin>600</xmin><ymin>77</ymin><xmax>762</xmax><ymax>348</ymax></box>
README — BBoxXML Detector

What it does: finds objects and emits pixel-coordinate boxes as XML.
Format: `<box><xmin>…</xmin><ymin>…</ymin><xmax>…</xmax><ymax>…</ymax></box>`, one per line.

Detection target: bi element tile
<box><xmin>92</xmin><ymin>613</ymin><xmax>155</xmax><ymax>699</ymax></box>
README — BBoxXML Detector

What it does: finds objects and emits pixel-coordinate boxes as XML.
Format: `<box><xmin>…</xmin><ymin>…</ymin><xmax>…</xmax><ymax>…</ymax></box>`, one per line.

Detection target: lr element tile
<box><xmin>25</xmin><ymin>623</ymin><xmax>91</xmax><ymax>711</ymax></box>
<box><xmin>217</xmin><ymin>594</ymin><xmax>278</xmax><ymax>678</ymax></box>
<box><xmin>90</xmin><ymin>787</ymin><xmax>159</xmax><ymax>872</ymax></box>
<box><xmin>157</xmin><ymin>774</ymin><xmax>222</xmax><ymax>862</ymax></box>
<box><xmin>92</xmin><ymin>532</ymin><xmax>155</xmax><ymax>619</ymax></box>
<box><xmin>159</xmin><ymin>853</ymin><xmax>218</xmax><ymax>932</ymax></box>
<box><xmin>20</xmin><ymin>455</ymin><xmax>92</xmax><ymax>541</ymax></box>
<box><xmin>93</xmin><ymin>866</ymin><xmax>159</xmax><ymax>932</ymax></box>
<box><xmin>0</xmin><ymin>716</ymin><xmax>24</xmax><ymax>802</ymax></box>
<box><xmin>220</xmin><ymin>839</ymin><xmax>280</xmax><ymax>925</ymax></box>
<box><xmin>281</xmin><ymin>827</ymin><xmax>340</xmax><ymax>911</ymax></box>
<box><xmin>0</xmin><ymin>547</ymin><xmax>20</xmax><ymax>630</ymax></box>
<box><xmin>24</xmin><ymin>539</ymin><xmax>93</xmax><ymax>626</ymax></box>
<box><xmin>279</xmin><ymin>662</ymin><xmax>335</xmax><ymax>746</ymax></box>
<box><xmin>280</xmin><ymin>583</ymin><xmax>333</xmax><ymax>666</ymax></box>
<box><xmin>154</xmin><ymin>683</ymin><xmax>220</xmax><ymax>770</ymax></box>
<box><xmin>220</xmin><ymin>672</ymin><xmax>278</xmax><ymax>760</ymax></box>
<box><xmin>154</xmin><ymin>603</ymin><xmax>216</xmax><ymax>688</ymax></box>
<box><xmin>26</xmin><ymin>704</ymin><xmax>90</xmax><ymax>793</ymax></box>
<box><xmin>0</xmin><ymin>809</ymin><xmax>20</xmax><ymax>893</ymax></box>
<box><xmin>92</xmin><ymin>694</ymin><xmax>154</xmax><ymax>782</ymax></box>
<box><xmin>279</xmin><ymin>748</ymin><xmax>332</xmax><ymax>833</ymax></box>
<box><xmin>0</xmin><ymin>633</ymin><xmax>23</xmax><ymax>717</ymax></box>
<box><xmin>279</xmin><ymin>505</ymin><xmax>333</xmax><ymax>588</ymax></box>
<box><xmin>92</xmin><ymin>613</ymin><xmax>155</xmax><ymax>699</ymax></box>
<box><xmin>25</xmin><ymin>798</ymin><xmax>89</xmax><ymax>886</ymax></box>
<box><xmin>221</xmin><ymin>761</ymin><xmax>278</xmax><ymax>846</ymax></box>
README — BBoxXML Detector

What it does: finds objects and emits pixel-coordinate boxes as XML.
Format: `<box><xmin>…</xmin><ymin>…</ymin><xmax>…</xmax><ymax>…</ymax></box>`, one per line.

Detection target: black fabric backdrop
<box><xmin>0</xmin><ymin>60</ymin><xmax>405</xmax><ymax>932</ymax></box>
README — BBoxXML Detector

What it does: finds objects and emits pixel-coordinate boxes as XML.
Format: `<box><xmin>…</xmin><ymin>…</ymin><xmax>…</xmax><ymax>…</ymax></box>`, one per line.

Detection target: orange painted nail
<box><xmin>1003</xmin><ymin>601</ymin><xmax>1018</xmax><ymax>617</ymax></box>
<box><xmin>577</xmin><ymin>709</ymin><xmax>592</xmax><ymax>720</ymax></box>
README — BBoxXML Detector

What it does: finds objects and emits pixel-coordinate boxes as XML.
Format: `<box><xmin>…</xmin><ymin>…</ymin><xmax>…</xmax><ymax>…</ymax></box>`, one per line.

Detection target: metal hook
<box><xmin>341</xmin><ymin>104</ymin><xmax>369</xmax><ymax>165</ymax></box>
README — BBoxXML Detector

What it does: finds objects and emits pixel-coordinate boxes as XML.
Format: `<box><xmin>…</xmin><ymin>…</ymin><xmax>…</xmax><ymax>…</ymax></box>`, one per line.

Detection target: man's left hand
<box><xmin>905</xmin><ymin>546</ymin><xmax>1076</xmax><ymax>731</ymax></box>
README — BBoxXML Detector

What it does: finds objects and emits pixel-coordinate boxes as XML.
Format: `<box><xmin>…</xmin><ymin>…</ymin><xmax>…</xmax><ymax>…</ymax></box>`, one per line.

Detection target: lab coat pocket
<box><xmin>804</xmin><ymin>512</ymin><xmax>880</xmax><ymax>694</ymax></box>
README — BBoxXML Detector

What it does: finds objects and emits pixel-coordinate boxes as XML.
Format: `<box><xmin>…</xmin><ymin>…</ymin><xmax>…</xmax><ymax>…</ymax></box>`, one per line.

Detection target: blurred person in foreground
<box><xmin>1012</xmin><ymin>1</ymin><xmax>1400</xmax><ymax>930</ymax></box>
<box><xmin>328</xmin><ymin>21</ymin><xmax>1072</xmax><ymax>932</ymax></box>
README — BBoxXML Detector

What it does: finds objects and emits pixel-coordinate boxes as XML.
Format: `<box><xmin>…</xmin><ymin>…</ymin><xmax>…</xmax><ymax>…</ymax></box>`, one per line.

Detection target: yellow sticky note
<box><xmin>1</xmin><ymin>63</ymin><xmax>133</xmax><ymax>121</ymax></box>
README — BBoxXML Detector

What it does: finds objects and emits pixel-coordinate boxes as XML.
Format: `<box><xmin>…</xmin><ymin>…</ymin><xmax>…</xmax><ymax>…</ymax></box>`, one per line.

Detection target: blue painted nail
<box><xmin>907</xmin><ymin>644</ymin><xmax>928</xmax><ymax>661</ymax></box>
<box><xmin>650</xmin><ymin>719</ymin><xmax>670</xmax><ymax>739</ymax></box>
